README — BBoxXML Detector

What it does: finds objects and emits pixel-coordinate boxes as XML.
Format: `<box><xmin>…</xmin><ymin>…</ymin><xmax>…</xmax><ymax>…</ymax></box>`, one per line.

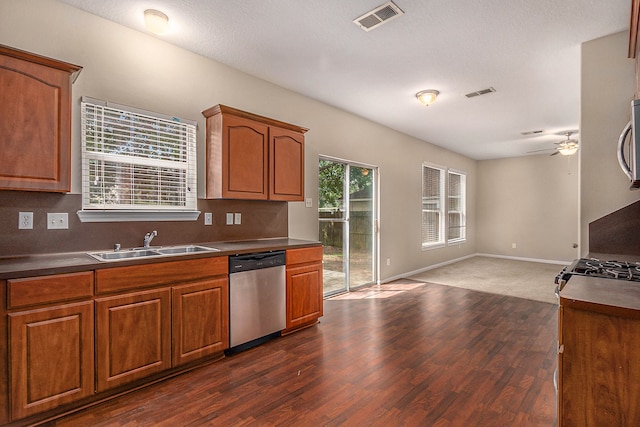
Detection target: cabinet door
<box><xmin>269</xmin><ymin>126</ymin><xmax>305</xmax><ymax>201</ymax></box>
<box><xmin>560</xmin><ymin>306</ymin><xmax>640</xmax><ymax>426</ymax></box>
<box><xmin>222</xmin><ymin>115</ymin><xmax>269</xmax><ymax>199</ymax></box>
<box><xmin>9</xmin><ymin>302</ymin><xmax>94</xmax><ymax>420</ymax></box>
<box><xmin>95</xmin><ymin>289</ymin><xmax>171</xmax><ymax>392</ymax></box>
<box><xmin>0</xmin><ymin>47</ymin><xmax>80</xmax><ymax>192</ymax></box>
<box><xmin>172</xmin><ymin>278</ymin><xmax>229</xmax><ymax>366</ymax></box>
<box><xmin>286</xmin><ymin>262</ymin><xmax>323</xmax><ymax>330</ymax></box>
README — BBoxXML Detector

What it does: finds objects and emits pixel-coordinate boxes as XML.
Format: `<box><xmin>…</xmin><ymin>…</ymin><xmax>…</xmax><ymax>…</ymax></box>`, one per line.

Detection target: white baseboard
<box><xmin>475</xmin><ymin>253</ymin><xmax>570</xmax><ymax>266</ymax></box>
<box><xmin>381</xmin><ymin>253</ymin><xmax>475</xmax><ymax>283</ymax></box>
<box><xmin>381</xmin><ymin>252</ymin><xmax>570</xmax><ymax>284</ymax></box>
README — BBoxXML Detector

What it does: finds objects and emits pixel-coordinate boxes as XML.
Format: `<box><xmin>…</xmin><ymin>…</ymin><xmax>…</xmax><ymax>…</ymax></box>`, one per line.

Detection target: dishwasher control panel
<box><xmin>229</xmin><ymin>250</ymin><xmax>286</xmax><ymax>273</ymax></box>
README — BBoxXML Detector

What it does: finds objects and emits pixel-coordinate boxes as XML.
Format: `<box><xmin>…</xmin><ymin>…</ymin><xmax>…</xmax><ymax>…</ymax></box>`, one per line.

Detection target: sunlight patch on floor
<box><xmin>328</xmin><ymin>281</ymin><xmax>425</xmax><ymax>300</ymax></box>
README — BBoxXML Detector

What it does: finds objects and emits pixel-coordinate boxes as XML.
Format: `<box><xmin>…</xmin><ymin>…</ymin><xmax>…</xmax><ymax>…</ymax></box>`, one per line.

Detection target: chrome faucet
<box><xmin>143</xmin><ymin>230</ymin><xmax>158</xmax><ymax>248</ymax></box>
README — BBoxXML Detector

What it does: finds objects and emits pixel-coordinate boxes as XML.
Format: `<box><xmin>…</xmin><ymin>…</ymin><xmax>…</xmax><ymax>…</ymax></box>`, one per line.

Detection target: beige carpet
<box><xmin>408</xmin><ymin>256</ymin><xmax>566</xmax><ymax>304</ymax></box>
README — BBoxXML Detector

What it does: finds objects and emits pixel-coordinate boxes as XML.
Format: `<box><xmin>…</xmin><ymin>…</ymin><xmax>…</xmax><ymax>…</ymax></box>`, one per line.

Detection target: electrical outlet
<box><xmin>234</xmin><ymin>213</ymin><xmax>242</xmax><ymax>225</ymax></box>
<box><xmin>512</xmin><ymin>243</ymin><xmax>517</xmax><ymax>249</ymax></box>
<box><xmin>18</xmin><ymin>212</ymin><xmax>33</xmax><ymax>229</ymax></box>
<box><xmin>204</xmin><ymin>212</ymin><xmax>213</xmax><ymax>225</ymax></box>
<box><xmin>386</xmin><ymin>258</ymin><xmax>391</xmax><ymax>266</ymax></box>
<box><xmin>226</xmin><ymin>213</ymin><xmax>234</xmax><ymax>225</ymax></box>
<box><xmin>47</xmin><ymin>213</ymin><xmax>69</xmax><ymax>229</ymax></box>
<box><xmin>305</xmin><ymin>198</ymin><xmax>313</xmax><ymax>208</ymax></box>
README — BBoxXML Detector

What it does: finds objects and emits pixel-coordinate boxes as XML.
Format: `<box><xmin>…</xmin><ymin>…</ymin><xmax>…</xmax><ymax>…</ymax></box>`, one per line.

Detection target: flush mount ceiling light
<box><xmin>144</xmin><ymin>9</ymin><xmax>169</xmax><ymax>34</ymax></box>
<box><xmin>416</xmin><ymin>90</ymin><xmax>439</xmax><ymax>107</ymax></box>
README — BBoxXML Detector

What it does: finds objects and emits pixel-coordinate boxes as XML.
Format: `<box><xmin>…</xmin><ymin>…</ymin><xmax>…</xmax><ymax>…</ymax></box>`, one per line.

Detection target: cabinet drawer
<box><xmin>286</xmin><ymin>246</ymin><xmax>323</xmax><ymax>266</ymax></box>
<box><xmin>8</xmin><ymin>271</ymin><xmax>93</xmax><ymax>309</ymax></box>
<box><xmin>96</xmin><ymin>256</ymin><xmax>228</xmax><ymax>294</ymax></box>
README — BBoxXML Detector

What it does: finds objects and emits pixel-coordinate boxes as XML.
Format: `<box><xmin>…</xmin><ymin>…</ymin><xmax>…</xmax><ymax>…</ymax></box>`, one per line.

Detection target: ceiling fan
<box><xmin>527</xmin><ymin>130</ymin><xmax>579</xmax><ymax>156</ymax></box>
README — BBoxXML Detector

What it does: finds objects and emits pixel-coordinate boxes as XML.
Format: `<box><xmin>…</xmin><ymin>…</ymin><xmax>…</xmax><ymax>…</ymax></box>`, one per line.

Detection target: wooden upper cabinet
<box><xmin>270</xmin><ymin>126</ymin><xmax>305</xmax><ymax>201</ymax></box>
<box><xmin>202</xmin><ymin>104</ymin><xmax>307</xmax><ymax>200</ymax></box>
<box><xmin>629</xmin><ymin>1</ymin><xmax>640</xmax><ymax>98</ymax></box>
<box><xmin>0</xmin><ymin>45</ymin><xmax>81</xmax><ymax>192</ymax></box>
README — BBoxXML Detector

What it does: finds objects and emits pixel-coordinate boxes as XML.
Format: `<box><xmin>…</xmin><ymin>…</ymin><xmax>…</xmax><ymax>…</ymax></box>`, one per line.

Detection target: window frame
<box><xmin>77</xmin><ymin>97</ymin><xmax>199</xmax><ymax>223</ymax></box>
<box><xmin>421</xmin><ymin>163</ymin><xmax>467</xmax><ymax>250</ymax></box>
<box><xmin>447</xmin><ymin>169</ymin><xmax>467</xmax><ymax>244</ymax></box>
<box><xmin>421</xmin><ymin>163</ymin><xmax>446</xmax><ymax>249</ymax></box>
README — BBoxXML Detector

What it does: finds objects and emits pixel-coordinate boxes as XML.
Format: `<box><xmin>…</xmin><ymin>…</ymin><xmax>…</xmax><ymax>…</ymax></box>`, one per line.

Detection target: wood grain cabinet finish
<box><xmin>9</xmin><ymin>301</ymin><xmax>94</xmax><ymax>420</ymax></box>
<box><xmin>558</xmin><ymin>304</ymin><xmax>640</xmax><ymax>426</ymax></box>
<box><xmin>202</xmin><ymin>104</ymin><xmax>307</xmax><ymax>201</ymax></box>
<box><xmin>172</xmin><ymin>278</ymin><xmax>229</xmax><ymax>366</ymax></box>
<box><xmin>285</xmin><ymin>246</ymin><xmax>323</xmax><ymax>333</ymax></box>
<box><xmin>95</xmin><ymin>288</ymin><xmax>172</xmax><ymax>392</ymax></box>
<box><xmin>0</xmin><ymin>45</ymin><xmax>81</xmax><ymax>192</ymax></box>
<box><xmin>8</xmin><ymin>271</ymin><xmax>93</xmax><ymax>309</ymax></box>
<box><xmin>269</xmin><ymin>126</ymin><xmax>305</xmax><ymax>201</ymax></box>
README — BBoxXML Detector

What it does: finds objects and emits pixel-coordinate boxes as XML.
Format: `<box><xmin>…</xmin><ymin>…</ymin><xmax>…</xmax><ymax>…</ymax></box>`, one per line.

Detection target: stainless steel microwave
<box><xmin>618</xmin><ymin>98</ymin><xmax>640</xmax><ymax>189</ymax></box>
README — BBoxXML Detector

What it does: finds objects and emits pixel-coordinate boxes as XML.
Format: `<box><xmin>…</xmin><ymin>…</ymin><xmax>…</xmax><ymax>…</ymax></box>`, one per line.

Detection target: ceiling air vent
<box><xmin>465</xmin><ymin>87</ymin><xmax>496</xmax><ymax>98</ymax></box>
<box><xmin>353</xmin><ymin>1</ymin><xmax>404</xmax><ymax>32</ymax></box>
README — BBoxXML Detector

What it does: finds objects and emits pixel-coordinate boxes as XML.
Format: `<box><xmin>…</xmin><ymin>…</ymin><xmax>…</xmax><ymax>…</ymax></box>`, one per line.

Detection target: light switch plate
<box><xmin>226</xmin><ymin>213</ymin><xmax>234</xmax><ymax>225</ymax></box>
<box><xmin>234</xmin><ymin>213</ymin><xmax>241</xmax><ymax>225</ymax></box>
<box><xmin>47</xmin><ymin>213</ymin><xmax>69</xmax><ymax>229</ymax></box>
<box><xmin>204</xmin><ymin>212</ymin><xmax>213</xmax><ymax>225</ymax></box>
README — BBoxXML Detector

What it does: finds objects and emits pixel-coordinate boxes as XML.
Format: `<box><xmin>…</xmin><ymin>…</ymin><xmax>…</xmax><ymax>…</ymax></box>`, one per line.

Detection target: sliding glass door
<box><xmin>319</xmin><ymin>157</ymin><xmax>377</xmax><ymax>296</ymax></box>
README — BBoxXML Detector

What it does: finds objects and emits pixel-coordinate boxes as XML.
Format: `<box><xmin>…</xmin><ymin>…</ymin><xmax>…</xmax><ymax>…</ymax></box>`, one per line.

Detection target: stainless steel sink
<box><xmin>88</xmin><ymin>245</ymin><xmax>220</xmax><ymax>262</ymax></box>
<box><xmin>156</xmin><ymin>245</ymin><xmax>220</xmax><ymax>255</ymax></box>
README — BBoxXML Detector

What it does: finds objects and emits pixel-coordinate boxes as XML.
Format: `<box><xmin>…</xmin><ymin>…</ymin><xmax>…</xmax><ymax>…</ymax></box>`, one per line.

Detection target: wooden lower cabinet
<box><xmin>95</xmin><ymin>288</ymin><xmax>172</xmax><ymax>392</ymax></box>
<box><xmin>558</xmin><ymin>304</ymin><xmax>640</xmax><ymax>426</ymax></box>
<box><xmin>9</xmin><ymin>301</ymin><xmax>94</xmax><ymax>420</ymax></box>
<box><xmin>172</xmin><ymin>278</ymin><xmax>229</xmax><ymax>366</ymax></box>
<box><xmin>285</xmin><ymin>247</ymin><xmax>323</xmax><ymax>333</ymax></box>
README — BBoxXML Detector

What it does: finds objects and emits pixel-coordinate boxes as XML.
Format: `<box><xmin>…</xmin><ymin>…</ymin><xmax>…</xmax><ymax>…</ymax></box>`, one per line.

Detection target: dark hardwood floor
<box><xmin>53</xmin><ymin>280</ymin><xmax>557</xmax><ymax>426</ymax></box>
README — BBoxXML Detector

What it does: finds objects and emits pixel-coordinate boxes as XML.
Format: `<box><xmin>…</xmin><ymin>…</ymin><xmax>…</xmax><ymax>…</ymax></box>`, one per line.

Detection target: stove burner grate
<box><xmin>572</xmin><ymin>258</ymin><xmax>640</xmax><ymax>282</ymax></box>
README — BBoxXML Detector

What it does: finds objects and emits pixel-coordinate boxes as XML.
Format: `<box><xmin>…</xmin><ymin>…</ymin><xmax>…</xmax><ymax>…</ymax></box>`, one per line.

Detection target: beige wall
<box><xmin>580</xmin><ymin>31</ymin><xmax>638</xmax><ymax>255</ymax></box>
<box><xmin>0</xmin><ymin>0</ymin><xmax>477</xmax><ymax>281</ymax></box>
<box><xmin>477</xmin><ymin>155</ymin><xmax>579</xmax><ymax>262</ymax></box>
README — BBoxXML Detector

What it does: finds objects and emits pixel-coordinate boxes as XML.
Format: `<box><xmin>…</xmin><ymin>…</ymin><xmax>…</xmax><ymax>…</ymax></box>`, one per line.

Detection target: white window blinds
<box><xmin>422</xmin><ymin>165</ymin><xmax>445</xmax><ymax>247</ymax></box>
<box><xmin>81</xmin><ymin>97</ymin><xmax>197</xmax><ymax>213</ymax></box>
<box><xmin>447</xmin><ymin>170</ymin><xmax>466</xmax><ymax>242</ymax></box>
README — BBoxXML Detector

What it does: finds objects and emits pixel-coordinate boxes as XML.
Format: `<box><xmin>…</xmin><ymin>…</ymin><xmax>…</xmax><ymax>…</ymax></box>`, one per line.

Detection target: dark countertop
<box><xmin>0</xmin><ymin>238</ymin><xmax>321</xmax><ymax>280</ymax></box>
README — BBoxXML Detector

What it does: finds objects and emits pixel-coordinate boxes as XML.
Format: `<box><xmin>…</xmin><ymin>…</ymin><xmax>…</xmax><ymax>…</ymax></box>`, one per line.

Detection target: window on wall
<box><xmin>421</xmin><ymin>164</ymin><xmax>445</xmax><ymax>247</ymax></box>
<box><xmin>422</xmin><ymin>164</ymin><xmax>467</xmax><ymax>249</ymax></box>
<box><xmin>447</xmin><ymin>170</ymin><xmax>466</xmax><ymax>242</ymax></box>
<box><xmin>78</xmin><ymin>97</ymin><xmax>198</xmax><ymax>222</ymax></box>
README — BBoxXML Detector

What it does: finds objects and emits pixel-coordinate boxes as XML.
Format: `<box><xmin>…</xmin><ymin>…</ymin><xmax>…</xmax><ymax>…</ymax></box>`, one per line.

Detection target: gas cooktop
<box><xmin>558</xmin><ymin>258</ymin><xmax>640</xmax><ymax>283</ymax></box>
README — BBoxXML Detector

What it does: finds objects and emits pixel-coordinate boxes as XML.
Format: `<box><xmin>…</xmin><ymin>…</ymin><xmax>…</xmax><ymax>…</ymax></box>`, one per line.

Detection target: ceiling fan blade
<box><xmin>527</xmin><ymin>148</ymin><xmax>555</xmax><ymax>153</ymax></box>
<box><xmin>550</xmin><ymin>150</ymin><xmax>559</xmax><ymax>156</ymax></box>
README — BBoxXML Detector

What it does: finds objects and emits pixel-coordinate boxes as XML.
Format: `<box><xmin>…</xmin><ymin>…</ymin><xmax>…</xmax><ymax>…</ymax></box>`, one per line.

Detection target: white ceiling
<box><xmin>57</xmin><ymin>0</ymin><xmax>630</xmax><ymax>160</ymax></box>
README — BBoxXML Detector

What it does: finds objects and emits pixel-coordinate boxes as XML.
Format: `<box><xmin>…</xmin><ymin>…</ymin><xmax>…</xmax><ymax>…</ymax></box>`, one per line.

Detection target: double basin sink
<box><xmin>88</xmin><ymin>245</ymin><xmax>220</xmax><ymax>262</ymax></box>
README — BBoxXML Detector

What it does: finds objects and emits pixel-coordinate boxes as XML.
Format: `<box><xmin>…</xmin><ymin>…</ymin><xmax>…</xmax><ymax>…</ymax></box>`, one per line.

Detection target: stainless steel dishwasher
<box><xmin>227</xmin><ymin>250</ymin><xmax>286</xmax><ymax>352</ymax></box>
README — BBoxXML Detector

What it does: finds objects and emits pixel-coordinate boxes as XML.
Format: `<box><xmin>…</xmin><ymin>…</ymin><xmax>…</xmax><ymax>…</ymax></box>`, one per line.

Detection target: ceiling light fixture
<box><xmin>416</xmin><ymin>90</ymin><xmax>439</xmax><ymax>107</ymax></box>
<box><xmin>144</xmin><ymin>9</ymin><xmax>169</xmax><ymax>34</ymax></box>
<box><xmin>557</xmin><ymin>131</ymin><xmax>579</xmax><ymax>156</ymax></box>
<box><xmin>558</xmin><ymin>142</ymin><xmax>579</xmax><ymax>156</ymax></box>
